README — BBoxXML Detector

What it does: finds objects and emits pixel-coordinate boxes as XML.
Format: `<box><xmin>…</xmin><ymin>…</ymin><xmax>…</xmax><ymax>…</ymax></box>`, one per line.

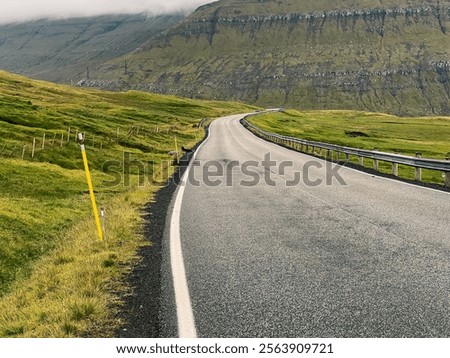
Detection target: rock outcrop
<box><xmin>93</xmin><ymin>0</ymin><xmax>450</xmax><ymax>115</ymax></box>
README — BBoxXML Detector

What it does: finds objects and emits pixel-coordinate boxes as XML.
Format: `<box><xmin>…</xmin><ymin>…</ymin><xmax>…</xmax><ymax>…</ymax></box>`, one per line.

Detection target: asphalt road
<box><xmin>162</xmin><ymin>113</ymin><xmax>450</xmax><ymax>338</ymax></box>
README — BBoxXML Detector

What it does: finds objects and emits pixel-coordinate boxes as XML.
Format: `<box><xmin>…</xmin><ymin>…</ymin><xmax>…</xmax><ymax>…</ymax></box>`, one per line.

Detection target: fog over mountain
<box><xmin>0</xmin><ymin>0</ymin><xmax>216</xmax><ymax>24</ymax></box>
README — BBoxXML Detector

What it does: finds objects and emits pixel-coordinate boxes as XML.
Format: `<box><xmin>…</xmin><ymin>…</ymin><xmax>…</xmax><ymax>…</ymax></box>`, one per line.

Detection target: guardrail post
<box><xmin>445</xmin><ymin>158</ymin><xmax>450</xmax><ymax>187</ymax></box>
<box><xmin>415</xmin><ymin>153</ymin><xmax>422</xmax><ymax>181</ymax></box>
<box><xmin>373</xmin><ymin>158</ymin><xmax>379</xmax><ymax>171</ymax></box>
<box><xmin>373</xmin><ymin>148</ymin><xmax>379</xmax><ymax>171</ymax></box>
<box><xmin>392</xmin><ymin>162</ymin><xmax>399</xmax><ymax>177</ymax></box>
<box><xmin>242</xmin><ymin>119</ymin><xmax>450</xmax><ymax>188</ymax></box>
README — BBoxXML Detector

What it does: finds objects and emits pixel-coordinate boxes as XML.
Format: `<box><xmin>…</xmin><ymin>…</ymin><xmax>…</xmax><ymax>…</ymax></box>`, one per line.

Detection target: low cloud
<box><xmin>0</xmin><ymin>0</ymin><xmax>216</xmax><ymax>24</ymax></box>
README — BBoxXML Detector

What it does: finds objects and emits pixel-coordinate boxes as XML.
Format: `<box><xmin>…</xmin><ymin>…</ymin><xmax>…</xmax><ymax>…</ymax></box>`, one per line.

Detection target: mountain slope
<box><xmin>0</xmin><ymin>14</ymin><xmax>184</xmax><ymax>83</ymax></box>
<box><xmin>93</xmin><ymin>0</ymin><xmax>450</xmax><ymax>116</ymax></box>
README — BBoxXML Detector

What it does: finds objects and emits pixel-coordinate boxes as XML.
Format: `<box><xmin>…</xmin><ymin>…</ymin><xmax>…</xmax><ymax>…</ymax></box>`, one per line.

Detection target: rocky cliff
<box><xmin>92</xmin><ymin>0</ymin><xmax>450</xmax><ymax>115</ymax></box>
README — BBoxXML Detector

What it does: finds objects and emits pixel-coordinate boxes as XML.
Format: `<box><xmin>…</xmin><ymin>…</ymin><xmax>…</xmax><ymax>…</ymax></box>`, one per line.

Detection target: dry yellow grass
<box><xmin>0</xmin><ymin>183</ymin><xmax>158</xmax><ymax>337</ymax></box>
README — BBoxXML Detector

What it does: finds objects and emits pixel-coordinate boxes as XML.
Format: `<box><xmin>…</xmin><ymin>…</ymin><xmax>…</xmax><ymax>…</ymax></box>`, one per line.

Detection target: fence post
<box><xmin>67</xmin><ymin>127</ymin><xmax>71</xmax><ymax>142</ymax></box>
<box><xmin>60</xmin><ymin>133</ymin><xmax>64</xmax><ymax>148</ymax></box>
<box><xmin>100</xmin><ymin>207</ymin><xmax>106</xmax><ymax>241</ymax></box>
<box><xmin>32</xmin><ymin>138</ymin><xmax>36</xmax><ymax>159</ymax></box>
<box><xmin>415</xmin><ymin>153</ymin><xmax>422</xmax><ymax>181</ymax></box>
<box><xmin>392</xmin><ymin>162</ymin><xmax>399</xmax><ymax>177</ymax></box>
<box><xmin>42</xmin><ymin>133</ymin><xmax>46</xmax><ymax>150</ymax></box>
<box><xmin>52</xmin><ymin>133</ymin><xmax>56</xmax><ymax>145</ymax></box>
<box><xmin>22</xmin><ymin>145</ymin><xmax>26</xmax><ymax>160</ymax></box>
<box><xmin>358</xmin><ymin>156</ymin><xmax>364</xmax><ymax>167</ymax></box>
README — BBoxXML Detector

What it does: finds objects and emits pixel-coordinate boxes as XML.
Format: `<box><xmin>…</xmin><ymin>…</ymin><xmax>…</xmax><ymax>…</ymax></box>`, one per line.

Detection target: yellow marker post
<box><xmin>79</xmin><ymin>133</ymin><xmax>103</xmax><ymax>241</ymax></box>
<box><xmin>174</xmin><ymin>136</ymin><xmax>179</xmax><ymax>164</ymax></box>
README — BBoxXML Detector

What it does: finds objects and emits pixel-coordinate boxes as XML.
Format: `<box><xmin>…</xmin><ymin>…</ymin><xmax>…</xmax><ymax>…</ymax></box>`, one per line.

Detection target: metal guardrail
<box><xmin>241</xmin><ymin>113</ymin><xmax>450</xmax><ymax>187</ymax></box>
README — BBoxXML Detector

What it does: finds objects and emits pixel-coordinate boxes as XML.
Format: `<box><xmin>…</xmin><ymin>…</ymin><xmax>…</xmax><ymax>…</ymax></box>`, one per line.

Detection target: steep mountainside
<box><xmin>0</xmin><ymin>14</ymin><xmax>183</xmax><ymax>82</ymax></box>
<box><xmin>93</xmin><ymin>0</ymin><xmax>450</xmax><ymax>116</ymax></box>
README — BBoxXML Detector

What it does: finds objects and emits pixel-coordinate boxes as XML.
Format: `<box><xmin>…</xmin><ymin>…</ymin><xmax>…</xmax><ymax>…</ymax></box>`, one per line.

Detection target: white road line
<box><xmin>170</xmin><ymin>177</ymin><xmax>197</xmax><ymax>338</ymax></box>
<box><xmin>170</xmin><ymin>117</ymin><xmax>244</xmax><ymax>338</ymax></box>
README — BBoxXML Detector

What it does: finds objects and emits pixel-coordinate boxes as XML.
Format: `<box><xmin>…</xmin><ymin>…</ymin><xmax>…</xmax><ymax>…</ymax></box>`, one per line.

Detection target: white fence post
<box><xmin>31</xmin><ymin>138</ymin><xmax>36</xmax><ymax>159</ymax></box>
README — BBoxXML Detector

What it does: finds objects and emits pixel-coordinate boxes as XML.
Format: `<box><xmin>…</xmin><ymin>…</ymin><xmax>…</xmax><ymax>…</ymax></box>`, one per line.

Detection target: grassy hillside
<box><xmin>93</xmin><ymin>0</ymin><xmax>450</xmax><ymax>116</ymax></box>
<box><xmin>0</xmin><ymin>14</ymin><xmax>183</xmax><ymax>83</ymax></box>
<box><xmin>248</xmin><ymin>109</ymin><xmax>450</xmax><ymax>184</ymax></box>
<box><xmin>0</xmin><ymin>70</ymin><xmax>256</xmax><ymax>337</ymax></box>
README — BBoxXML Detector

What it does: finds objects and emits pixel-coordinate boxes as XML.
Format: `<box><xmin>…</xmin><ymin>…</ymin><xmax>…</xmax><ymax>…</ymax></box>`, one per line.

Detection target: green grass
<box><xmin>248</xmin><ymin>109</ymin><xmax>450</xmax><ymax>185</ymax></box>
<box><xmin>0</xmin><ymin>70</ymin><xmax>257</xmax><ymax>337</ymax></box>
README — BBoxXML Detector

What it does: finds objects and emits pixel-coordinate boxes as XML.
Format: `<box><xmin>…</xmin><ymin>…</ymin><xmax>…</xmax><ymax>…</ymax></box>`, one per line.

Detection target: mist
<box><xmin>0</xmin><ymin>0</ymin><xmax>216</xmax><ymax>24</ymax></box>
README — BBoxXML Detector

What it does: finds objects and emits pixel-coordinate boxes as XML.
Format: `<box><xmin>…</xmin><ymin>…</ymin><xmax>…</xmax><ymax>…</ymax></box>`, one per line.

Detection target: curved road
<box><xmin>163</xmin><ymin>113</ymin><xmax>450</xmax><ymax>338</ymax></box>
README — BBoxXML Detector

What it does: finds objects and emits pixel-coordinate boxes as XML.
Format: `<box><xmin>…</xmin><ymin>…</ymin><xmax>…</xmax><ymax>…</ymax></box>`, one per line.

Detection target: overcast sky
<box><xmin>0</xmin><ymin>0</ymin><xmax>216</xmax><ymax>24</ymax></box>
